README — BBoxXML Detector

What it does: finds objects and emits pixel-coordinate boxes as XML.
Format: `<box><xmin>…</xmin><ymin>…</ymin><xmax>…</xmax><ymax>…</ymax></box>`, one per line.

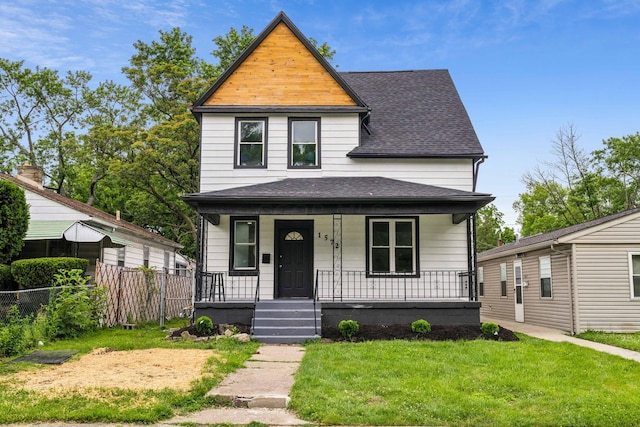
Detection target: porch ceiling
<box><xmin>183</xmin><ymin>176</ymin><xmax>494</xmax><ymax>216</ymax></box>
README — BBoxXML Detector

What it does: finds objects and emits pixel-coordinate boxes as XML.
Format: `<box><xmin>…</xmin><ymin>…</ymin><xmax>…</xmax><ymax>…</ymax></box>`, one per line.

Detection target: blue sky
<box><xmin>1</xmin><ymin>0</ymin><xmax>639</xmax><ymax>231</ymax></box>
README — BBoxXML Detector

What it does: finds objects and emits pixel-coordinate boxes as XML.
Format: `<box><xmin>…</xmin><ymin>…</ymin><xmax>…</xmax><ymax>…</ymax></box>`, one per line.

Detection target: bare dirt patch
<box><xmin>9</xmin><ymin>348</ymin><xmax>218</xmax><ymax>395</ymax></box>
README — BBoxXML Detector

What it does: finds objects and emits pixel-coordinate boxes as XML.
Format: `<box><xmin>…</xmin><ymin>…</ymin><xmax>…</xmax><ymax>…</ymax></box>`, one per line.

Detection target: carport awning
<box><xmin>25</xmin><ymin>220</ymin><xmax>132</xmax><ymax>246</ymax></box>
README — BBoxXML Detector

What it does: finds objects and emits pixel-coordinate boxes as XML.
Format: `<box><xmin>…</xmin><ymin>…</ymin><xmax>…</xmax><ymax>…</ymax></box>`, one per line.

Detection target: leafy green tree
<box><xmin>0</xmin><ymin>58</ymin><xmax>91</xmax><ymax>194</ymax></box>
<box><xmin>0</xmin><ymin>180</ymin><xmax>29</xmax><ymax>263</ymax></box>
<box><xmin>592</xmin><ymin>132</ymin><xmax>640</xmax><ymax>210</ymax></box>
<box><xmin>476</xmin><ymin>204</ymin><xmax>516</xmax><ymax>251</ymax></box>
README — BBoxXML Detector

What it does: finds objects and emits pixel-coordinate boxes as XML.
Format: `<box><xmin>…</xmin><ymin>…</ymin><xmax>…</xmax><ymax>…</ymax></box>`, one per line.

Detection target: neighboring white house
<box><xmin>478</xmin><ymin>207</ymin><xmax>640</xmax><ymax>334</ymax></box>
<box><xmin>1</xmin><ymin>169</ymin><xmax>182</xmax><ymax>275</ymax></box>
<box><xmin>182</xmin><ymin>12</ymin><xmax>494</xmax><ymax>341</ymax></box>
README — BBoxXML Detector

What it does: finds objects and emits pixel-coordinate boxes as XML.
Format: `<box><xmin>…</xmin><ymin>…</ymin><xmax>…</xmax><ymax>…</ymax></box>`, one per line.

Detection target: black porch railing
<box><xmin>196</xmin><ymin>272</ymin><xmax>259</xmax><ymax>302</ymax></box>
<box><xmin>195</xmin><ymin>269</ymin><xmax>472</xmax><ymax>302</ymax></box>
<box><xmin>315</xmin><ymin>270</ymin><xmax>472</xmax><ymax>301</ymax></box>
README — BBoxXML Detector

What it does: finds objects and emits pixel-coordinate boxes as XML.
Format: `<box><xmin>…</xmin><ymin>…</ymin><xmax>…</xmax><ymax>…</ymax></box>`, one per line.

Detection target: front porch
<box><xmin>194</xmin><ymin>269</ymin><xmax>481</xmax><ymax>339</ymax></box>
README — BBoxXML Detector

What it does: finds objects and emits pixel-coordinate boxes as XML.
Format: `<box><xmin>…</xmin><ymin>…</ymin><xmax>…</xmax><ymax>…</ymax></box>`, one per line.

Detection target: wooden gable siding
<box><xmin>203</xmin><ymin>22</ymin><xmax>357</xmax><ymax>106</ymax></box>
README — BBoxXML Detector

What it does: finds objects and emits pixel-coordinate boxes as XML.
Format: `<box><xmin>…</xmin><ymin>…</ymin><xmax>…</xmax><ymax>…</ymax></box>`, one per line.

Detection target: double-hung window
<box><xmin>500</xmin><ymin>263</ymin><xmax>507</xmax><ymax>297</ymax></box>
<box><xmin>629</xmin><ymin>253</ymin><xmax>640</xmax><ymax>298</ymax></box>
<box><xmin>478</xmin><ymin>266</ymin><xmax>484</xmax><ymax>297</ymax></box>
<box><xmin>367</xmin><ymin>217</ymin><xmax>418</xmax><ymax>276</ymax></box>
<box><xmin>231</xmin><ymin>217</ymin><xmax>258</xmax><ymax>274</ymax></box>
<box><xmin>117</xmin><ymin>247</ymin><xmax>125</xmax><ymax>267</ymax></box>
<box><xmin>539</xmin><ymin>256</ymin><xmax>552</xmax><ymax>298</ymax></box>
<box><xmin>289</xmin><ymin>118</ymin><xmax>320</xmax><ymax>168</ymax></box>
<box><xmin>236</xmin><ymin>118</ymin><xmax>267</xmax><ymax>167</ymax></box>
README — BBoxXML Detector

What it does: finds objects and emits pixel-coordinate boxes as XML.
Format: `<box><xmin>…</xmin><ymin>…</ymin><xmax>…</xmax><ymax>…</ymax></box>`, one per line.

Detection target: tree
<box><xmin>0</xmin><ymin>180</ymin><xmax>29</xmax><ymax>263</ymax></box>
<box><xmin>0</xmin><ymin>58</ymin><xmax>91</xmax><ymax>194</ymax></box>
<box><xmin>476</xmin><ymin>204</ymin><xmax>516</xmax><ymax>252</ymax></box>
<box><xmin>592</xmin><ymin>132</ymin><xmax>640</xmax><ymax>210</ymax></box>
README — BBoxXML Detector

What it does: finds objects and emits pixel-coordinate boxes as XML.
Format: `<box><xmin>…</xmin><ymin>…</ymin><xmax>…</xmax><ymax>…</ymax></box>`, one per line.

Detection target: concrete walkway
<box><xmin>167</xmin><ymin>344</ymin><xmax>307</xmax><ymax>425</ymax></box>
<box><xmin>483</xmin><ymin>317</ymin><xmax>640</xmax><ymax>362</ymax></box>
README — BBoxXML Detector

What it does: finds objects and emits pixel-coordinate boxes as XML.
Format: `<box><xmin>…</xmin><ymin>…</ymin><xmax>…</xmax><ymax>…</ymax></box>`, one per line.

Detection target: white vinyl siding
<box><xmin>24</xmin><ymin>191</ymin><xmax>91</xmax><ymax>221</ymax></box>
<box><xmin>199</xmin><ymin>114</ymin><xmax>474</xmax><ymax>192</ymax></box>
<box><xmin>204</xmin><ymin>214</ymin><xmax>468</xmax><ymax>300</ymax></box>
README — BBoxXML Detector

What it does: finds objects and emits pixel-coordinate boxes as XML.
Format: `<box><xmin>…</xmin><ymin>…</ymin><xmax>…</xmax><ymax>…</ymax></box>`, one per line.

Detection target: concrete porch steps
<box><xmin>252</xmin><ymin>300</ymin><xmax>321</xmax><ymax>344</ymax></box>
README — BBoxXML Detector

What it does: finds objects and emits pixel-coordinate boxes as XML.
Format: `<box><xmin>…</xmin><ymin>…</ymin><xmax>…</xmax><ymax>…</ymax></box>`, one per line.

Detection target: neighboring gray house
<box><xmin>1</xmin><ymin>169</ymin><xmax>182</xmax><ymax>275</ymax></box>
<box><xmin>182</xmin><ymin>12</ymin><xmax>494</xmax><ymax>342</ymax></box>
<box><xmin>478</xmin><ymin>207</ymin><xmax>640</xmax><ymax>334</ymax></box>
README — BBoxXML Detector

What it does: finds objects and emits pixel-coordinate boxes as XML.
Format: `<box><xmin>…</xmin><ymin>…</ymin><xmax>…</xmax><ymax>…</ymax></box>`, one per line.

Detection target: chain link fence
<box><xmin>0</xmin><ymin>261</ymin><xmax>193</xmax><ymax>327</ymax></box>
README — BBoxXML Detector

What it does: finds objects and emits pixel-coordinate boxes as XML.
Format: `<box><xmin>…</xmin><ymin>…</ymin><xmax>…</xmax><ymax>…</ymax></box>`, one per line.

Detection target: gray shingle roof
<box><xmin>184</xmin><ymin>176</ymin><xmax>492</xmax><ymax>202</ymax></box>
<box><xmin>340</xmin><ymin>70</ymin><xmax>484</xmax><ymax>158</ymax></box>
<box><xmin>479</xmin><ymin>207</ymin><xmax>640</xmax><ymax>259</ymax></box>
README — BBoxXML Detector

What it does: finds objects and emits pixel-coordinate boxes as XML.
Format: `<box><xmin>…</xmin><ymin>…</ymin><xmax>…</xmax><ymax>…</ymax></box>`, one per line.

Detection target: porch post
<box><xmin>332</xmin><ymin>214</ymin><xmax>342</xmax><ymax>299</ymax></box>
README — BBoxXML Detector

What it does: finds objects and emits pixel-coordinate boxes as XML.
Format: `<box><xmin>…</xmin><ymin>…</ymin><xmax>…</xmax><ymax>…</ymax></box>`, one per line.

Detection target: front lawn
<box><xmin>291</xmin><ymin>335</ymin><xmax>640</xmax><ymax>427</ymax></box>
<box><xmin>576</xmin><ymin>330</ymin><xmax>640</xmax><ymax>352</ymax></box>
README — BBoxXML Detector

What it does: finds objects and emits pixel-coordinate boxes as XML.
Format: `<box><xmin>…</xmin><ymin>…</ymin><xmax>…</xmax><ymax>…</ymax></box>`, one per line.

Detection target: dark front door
<box><xmin>275</xmin><ymin>220</ymin><xmax>313</xmax><ymax>298</ymax></box>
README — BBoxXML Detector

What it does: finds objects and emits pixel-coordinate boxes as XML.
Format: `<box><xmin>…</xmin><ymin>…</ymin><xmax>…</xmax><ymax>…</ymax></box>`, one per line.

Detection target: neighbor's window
<box><xmin>367</xmin><ymin>217</ymin><xmax>418</xmax><ymax>276</ymax></box>
<box><xmin>289</xmin><ymin>118</ymin><xmax>320</xmax><ymax>168</ymax></box>
<box><xmin>117</xmin><ymin>247</ymin><xmax>125</xmax><ymax>267</ymax></box>
<box><xmin>478</xmin><ymin>266</ymin><xmax>484</xmax><ymax>297</ymax></box>
<box><xmin>236</xmin><ymin>118</ymin><xmax>267</xmax><ymax>167</ymax></box>
<box><xmin>540</xmin><ymin>255</ymin><xmax>552</xmax><ymax>298</ymax></box>
<box><xmin>231</xmin><ymin>217</ymin><xmax>258</xmax><ymax>273</ymax></box>
<box><xmin>143</xmin><ymin>246</ymin><xmax>149</xmax><ymax>268</ymax></box>
<box><xmin>500</xmin><ymin>262</ymin><xmax>507</xmax><ymax>297</ymax></box>
<box><xmin>164</xmin><ymin>251</ymin><xmax>170</xmax><ymax>271</ymax></box>
<box><xmin>629</xmin><ymin>253</ymin><xmax>640</xmax><ymax>298</ymax></box>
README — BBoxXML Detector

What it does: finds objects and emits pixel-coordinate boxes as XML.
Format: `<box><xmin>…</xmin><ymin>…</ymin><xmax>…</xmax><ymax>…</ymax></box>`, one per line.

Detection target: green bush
<box><xmin>46</xmin><ymin>269</ymin><xmax>106</xmax><ymax>339</ymax></box>
<box><xmin>411</xmin><ymin>319</ymin><xmax>431</xmax><ymax>334</ymax></box>
<box><xmin>0</xmin><ymin>180</ymin><xmax>29</xmax><ymax>264</ymax></box>
<box><xmin>481</xmin><ymin>322</ymin><xmax>500</xmax><ymax>336</ymax></box>
<box><xmin>11</xmin><ymin>257</ymin><xmax>89</xmax><ymax>289</ymax></box>
<box><xmin>0</xmin><ymin>264</ymin><xmax>14</xmax><ymax>290</ymax></box>
<box><xmin>195</xmin><ymin>316</ymin><xmax>213</xmax><ymax>335</ymax></box>
<box><xmin>0</xmin><ymin>306</ymin><xmax>28</xmax><ymax>357</ymax></box>
<box><xmin>338</xmin><ymin>319</ymin><xmax>359</xmax><ymax>339</ymax></box>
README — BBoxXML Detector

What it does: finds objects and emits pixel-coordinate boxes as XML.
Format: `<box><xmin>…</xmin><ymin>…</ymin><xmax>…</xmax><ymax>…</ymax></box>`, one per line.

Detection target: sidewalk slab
<box><xmin>206</xmin><ymin>344</ymin><xmax>303</xmax><ymax>409</ymax></box>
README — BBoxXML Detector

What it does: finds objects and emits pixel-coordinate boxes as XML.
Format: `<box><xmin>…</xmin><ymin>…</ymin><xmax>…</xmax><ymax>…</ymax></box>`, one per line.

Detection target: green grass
<box><xmin>576</xmin><ymin>330</ymin><xmax>640</xmax><ymax>352</ymax></box>
<box><xmin>291</xmin><ymin>335</ymin><xmax>640</xmax><ymax>427</ymax></box>
<box><xmin>0</xmin><ymin>320</ymin><xmax>259</xmax><ymax>424</ymax></box>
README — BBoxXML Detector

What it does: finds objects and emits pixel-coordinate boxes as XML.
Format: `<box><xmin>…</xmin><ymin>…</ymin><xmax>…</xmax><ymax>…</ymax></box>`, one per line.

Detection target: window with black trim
<box><xmin>288</xmin><ymin>118</ymin><xmax>320</xmax><ymax>168</ymax></box>
<box><xmin>500</xmin><ymin>262</ymin><xmax>507</xmax><ymax>297</ymax></box>
<box><xmin>367</xmin><ymin>217</ymin><xmax>418</xmax><ymax>276</ymax></box>
<box><xmin>235</xmin><ymin>118</ymin><xmax>267</xmax><ymax>167</ymax></box>
<box><xmin>230</xmin><ymin>217</ymin><xmax>258</xmax><ymax>274</ymax></box>
<box><xmin>539</xmin><ymin>255</ymin><xmax>552</xmax><ymax>298</ymax></box>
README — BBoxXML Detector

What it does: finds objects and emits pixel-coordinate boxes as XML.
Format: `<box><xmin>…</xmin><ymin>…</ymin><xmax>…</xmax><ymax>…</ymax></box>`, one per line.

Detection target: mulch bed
<box><xmin>170</xmin><ymin>323</ymin><xmax>518</xmax><ymax>342</ymax></box>
<box><xmin>322</xmin><ymin>323</ymin><xmax>519</xmax><ymax>342</ymax></box>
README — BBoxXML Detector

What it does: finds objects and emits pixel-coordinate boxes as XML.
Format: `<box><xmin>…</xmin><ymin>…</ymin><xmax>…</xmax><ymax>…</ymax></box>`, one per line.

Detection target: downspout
<box><xmin>550</xmin><ymin>243</ymin><xmax>575</xmax><ymax>335</ymax></box>
<box><xmin>468</xmin><ymin>156</ymin><xmax>487</xmax><ymax>301</ymax></box>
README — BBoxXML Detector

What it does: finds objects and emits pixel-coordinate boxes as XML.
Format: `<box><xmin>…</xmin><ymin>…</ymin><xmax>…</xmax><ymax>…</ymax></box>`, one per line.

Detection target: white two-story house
<box><xmin>183</xmin><ymin>12</ymin><xmax>494</xmax><ymax>342</ymax></box>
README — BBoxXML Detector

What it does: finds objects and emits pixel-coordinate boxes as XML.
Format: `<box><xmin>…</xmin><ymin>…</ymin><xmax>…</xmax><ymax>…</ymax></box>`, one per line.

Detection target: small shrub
<box><xmin>481</xmin><ymin>322</ymin><xmax>500</xmax><ymax>336</ymax></box>
<box><xmin>46</xmin><ymin>269</ymin><xmax>106</xmax><ymax>339</ymax></box>
<box><xmin>195</xmin><ymin>316</ymin><xmax>213</xmax><ymax>335</ymax></box>
<box><xmin>338</xmin><ymin>319</ymin><xmax>359</xmax><ymax>339</ymax></box>
<box><xmin>411</xmin><ymin>319</ymin><xmax>431</xmax><ymax>334</ymax></box>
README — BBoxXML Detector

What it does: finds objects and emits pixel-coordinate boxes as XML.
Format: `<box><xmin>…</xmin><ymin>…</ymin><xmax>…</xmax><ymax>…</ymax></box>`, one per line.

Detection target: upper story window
<box><xmin>236</xmin><ymin>118</ymin><xmax>267</xmax><ymax>168</ymax></box>
<box><xmin>289</xmin><ymin>118</ymin><xmax>320</xmax><ymax>168</ymax></box>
